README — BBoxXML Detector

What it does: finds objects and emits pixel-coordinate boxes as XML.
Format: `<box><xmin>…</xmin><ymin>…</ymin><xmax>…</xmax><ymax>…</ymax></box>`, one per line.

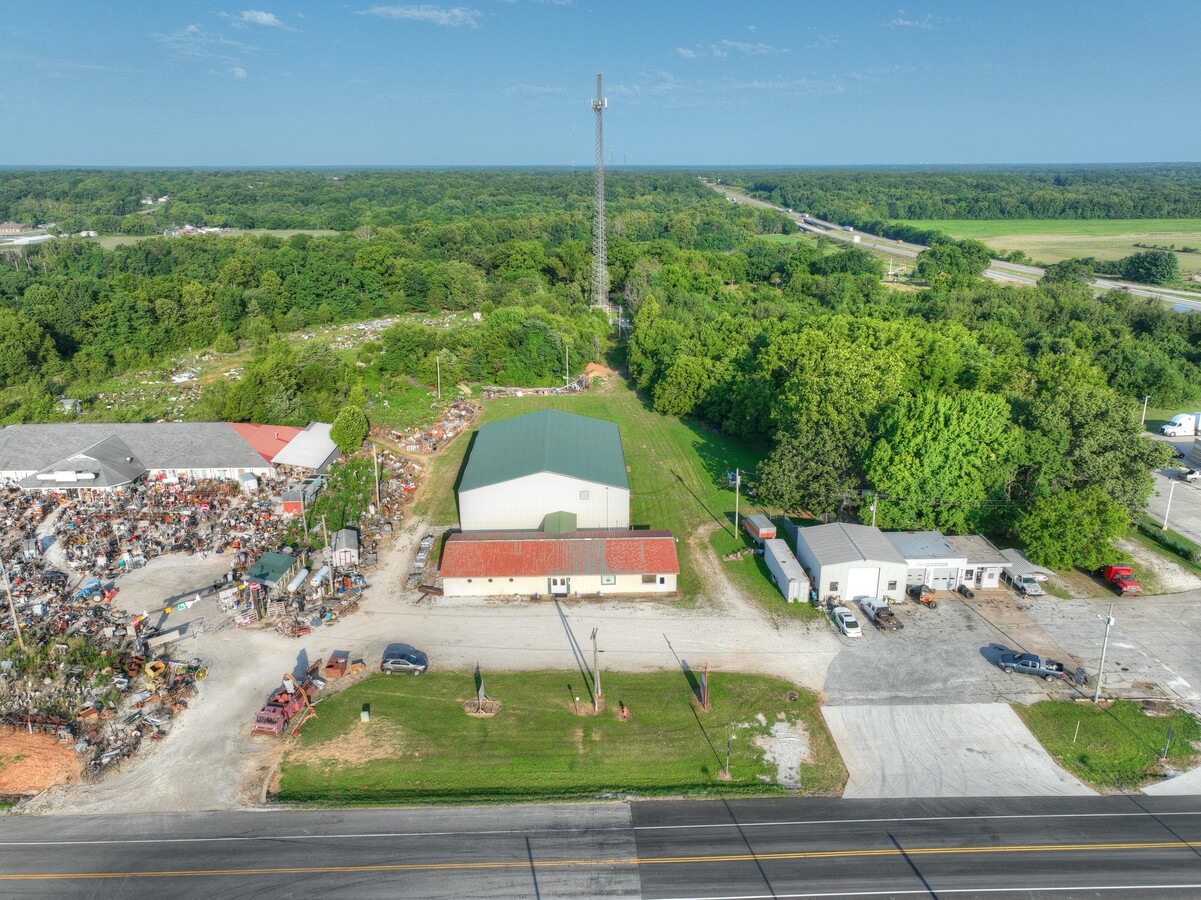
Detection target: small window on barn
<box><xmin>887</xmin><ymin>581</ymin><xmax>897</xmax><ymax>591</ymax></box>
<box><xmin>965</xmin><ymin>569</ymin><xmax>974</xmax><ymax>580</ymax></box>
<box><xmin>579</xmin><ymin>490</ymin><xmax>590</xmax><ymax>500</ymax></box>
<box><xmin>829</xmin><ymin>581</ymin><xmax>839</xmax><ymax>592</ymax></box>
<box><xmin>467</xmin><ymin>578</ymin><xmax>473</xmax><ymax>583</ymax></box>
<box><xmin>641</xmin><ymin>574</ymin><xmax>655</xmax><ymax>584</ymax></box>
<box><xmin>601</xmin><ymin>574</ymin><xmax>616</xmax><ymax>586</ymax></box>
<box><xmin>508</xmin><ymin>577</ymin><xmax>514</xmax><ymax>583</ymax></box>
<box><xmin>658</xmin><ymin>576</ymin><xmax>666</xmax><ymax>585</ymax></box>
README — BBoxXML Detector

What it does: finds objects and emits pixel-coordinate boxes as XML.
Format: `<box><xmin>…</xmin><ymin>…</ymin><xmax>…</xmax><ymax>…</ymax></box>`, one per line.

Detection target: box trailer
<box><xmin>764</xmin><ymin>538</ymin><xmax>809</xmax><ymax>603</ymax></box>
<box><xmin>743</xmin><ymin>514</ymin><xmax>777</xmax><ymax>544</ymax></box>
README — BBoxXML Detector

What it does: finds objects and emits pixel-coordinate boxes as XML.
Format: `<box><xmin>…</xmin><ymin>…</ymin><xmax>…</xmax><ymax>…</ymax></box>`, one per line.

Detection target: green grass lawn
<box><xmin>1016</xmin><ymin>700</ymin><xmax>1201</xmax><ymax>791</ymax></box>
<box><xmin>897</xmin><ymin>218</ymin><xmax>1201</xmax><ymax>274</ymax></box>
<box><xmin>412</xmin><ymin>376</ymin><xmax>771</xmax><ymax>598</ymax></box>
<box><xmin>277</xmin><ymin>671</ymin><xmax>846</xmax><ymax>805</ymax></box>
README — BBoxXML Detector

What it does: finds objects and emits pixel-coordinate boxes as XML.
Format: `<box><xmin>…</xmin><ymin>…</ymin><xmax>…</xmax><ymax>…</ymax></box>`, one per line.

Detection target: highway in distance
<box><xmin>2</xmin><ymin>796</ymin><xmax>1201</xmax><ymax>898</ymax></box>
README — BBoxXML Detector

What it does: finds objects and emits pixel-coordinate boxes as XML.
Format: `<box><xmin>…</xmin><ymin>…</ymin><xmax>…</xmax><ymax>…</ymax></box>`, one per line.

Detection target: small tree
<box><xmin>1120</xmin><ymin>249</ymin><xmax>1179</xmax><ymax>285</ymax></box>
<box><xmin>330</xmin><ymin>407</ymin><xmax>369</xmax><ymax>455</ymax></box>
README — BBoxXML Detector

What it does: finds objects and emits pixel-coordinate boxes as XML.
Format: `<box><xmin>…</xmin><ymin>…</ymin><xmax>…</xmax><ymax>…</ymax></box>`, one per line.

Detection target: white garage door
<box><xmin>931</xmin><ymin>567</ymin><xmax>956</xmax><ymax>590</ymax></box>
<box><xmin>846</xmin><ymin>567</ymin><xmax>880</xmax><ymax>601</ymax></box>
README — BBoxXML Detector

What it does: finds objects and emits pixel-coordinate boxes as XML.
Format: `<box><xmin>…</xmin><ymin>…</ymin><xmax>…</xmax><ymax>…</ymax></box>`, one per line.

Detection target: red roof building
<box><xmin>227</xmin><ymin>423</ymin><xmax>304</xmax><ymax>464</ymax></box>
<box><xmin>439</xmin><ymin>529</ymin><xmax>679</xmax><ymax>598</ymax></box>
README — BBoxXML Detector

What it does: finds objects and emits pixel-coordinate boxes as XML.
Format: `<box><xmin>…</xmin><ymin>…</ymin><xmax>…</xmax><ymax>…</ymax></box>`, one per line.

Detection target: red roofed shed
<box><xmin>440</xmin><ymin>529</ymin><xmax>679</xmax><ymax>598</ymax></box>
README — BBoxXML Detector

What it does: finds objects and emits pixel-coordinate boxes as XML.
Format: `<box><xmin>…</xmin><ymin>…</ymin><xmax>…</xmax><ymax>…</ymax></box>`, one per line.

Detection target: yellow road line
<box><xmin>2</xmin><ymin>840</ymin><xmax>1197</xmax><ymax>881</ymax></box>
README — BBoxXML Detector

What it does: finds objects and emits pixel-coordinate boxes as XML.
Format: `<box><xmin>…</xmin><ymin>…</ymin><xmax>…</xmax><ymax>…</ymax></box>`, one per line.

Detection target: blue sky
<box><xmin>1</xmin><ymin>1</ymin><xmax>1198</xmax><ymax>166</ymax></box>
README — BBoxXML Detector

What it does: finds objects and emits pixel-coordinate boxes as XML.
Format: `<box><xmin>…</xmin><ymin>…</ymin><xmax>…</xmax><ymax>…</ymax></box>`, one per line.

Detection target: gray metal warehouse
<box><xmin>792</xmin><ymin>523</ymin><xmax>909</xmax><ymax>604</ymax></box>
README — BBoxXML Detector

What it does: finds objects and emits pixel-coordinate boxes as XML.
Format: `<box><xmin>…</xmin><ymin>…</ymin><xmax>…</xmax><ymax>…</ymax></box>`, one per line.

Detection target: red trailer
<box><xmin>742</xmin><ymin>515</ymin><xmax>777</xmax><ymax>544</ymax></box>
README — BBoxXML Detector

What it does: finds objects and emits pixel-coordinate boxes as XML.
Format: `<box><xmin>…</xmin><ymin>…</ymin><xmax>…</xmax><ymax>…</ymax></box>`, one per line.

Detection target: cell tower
<box><xmin>590</xmin><ymin>72</ymin><xmax>609</xmax><ymax>316</ymax></box>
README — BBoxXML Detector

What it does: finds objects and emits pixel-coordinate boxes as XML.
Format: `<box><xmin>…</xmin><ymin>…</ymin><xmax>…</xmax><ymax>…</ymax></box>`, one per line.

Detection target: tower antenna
<box><xmin>590</xmin><ymin>73</ymin><xmax>609</xmax><ymax>317</ymax></box>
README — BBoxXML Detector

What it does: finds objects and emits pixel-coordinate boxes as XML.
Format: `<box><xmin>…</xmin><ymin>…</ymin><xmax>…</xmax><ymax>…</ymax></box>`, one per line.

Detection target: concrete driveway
<box><xmin>823</xmin><ymin>703</ymin><xmax>1093</xmax><ymax>798</ymax></box>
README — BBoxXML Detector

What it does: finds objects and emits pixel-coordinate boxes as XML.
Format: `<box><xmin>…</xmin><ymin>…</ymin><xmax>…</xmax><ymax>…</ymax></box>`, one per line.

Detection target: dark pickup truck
<box><xmin>998</xmin><ymin>652</ymin><xmax>1068</xmax><ymax>683</ymax></box>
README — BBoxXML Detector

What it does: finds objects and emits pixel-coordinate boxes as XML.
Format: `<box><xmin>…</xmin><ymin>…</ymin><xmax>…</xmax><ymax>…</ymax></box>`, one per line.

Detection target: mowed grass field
<box><xmin>413</xmin><ymin>376</ymin><xmax>772</xmax><ymax>598</ymax></box>
<box><xmin>277</xmin><ymin>671</ymin><xmax>846</xmax><ymax>804</ymax></box>
<box><xmin>898</xmin><ymin>218</ymin><xmax>1201</xmax><ymax>274</ymax></box>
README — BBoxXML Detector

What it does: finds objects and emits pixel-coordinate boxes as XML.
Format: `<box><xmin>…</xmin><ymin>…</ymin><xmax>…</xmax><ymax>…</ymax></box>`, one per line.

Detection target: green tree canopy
<box><xmin>1015</xmin><ymin>487</ymin><xmax>1129</xmax><ymax>570</ymax></box>
<box><xmin>330</xmin><ymin>406</ymin><xmax>370</xmax><ymax>455</ymax></box>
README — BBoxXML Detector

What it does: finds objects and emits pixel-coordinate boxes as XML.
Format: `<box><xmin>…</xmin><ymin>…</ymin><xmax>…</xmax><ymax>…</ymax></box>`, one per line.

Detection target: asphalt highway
<box><xmin>714</xmin><ymin>184</ymin><xmax>1201</xmax><ymax>309</ymax></box>
<box><xmin>3</xmin><ymin>796</ymin><xmax>1201</xmax><ymax>898</ymax></box>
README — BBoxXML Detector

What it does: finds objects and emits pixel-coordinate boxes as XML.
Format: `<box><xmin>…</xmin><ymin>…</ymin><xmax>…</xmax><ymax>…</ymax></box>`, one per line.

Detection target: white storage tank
<box><xmin>764</xmin><ymin>538</ymin><xmax>809</xmax><ymax>603</ymax></box>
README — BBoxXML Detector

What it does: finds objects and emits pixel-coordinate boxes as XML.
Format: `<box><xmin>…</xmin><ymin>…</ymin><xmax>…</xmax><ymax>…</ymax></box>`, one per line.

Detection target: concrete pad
<box><xmin>823</xmin><ymin>703</ymin><xmax>1094</xmax><ymax>798</ymax></box>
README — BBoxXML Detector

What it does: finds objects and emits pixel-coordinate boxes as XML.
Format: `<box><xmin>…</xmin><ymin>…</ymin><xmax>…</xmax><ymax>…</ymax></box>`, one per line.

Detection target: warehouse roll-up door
<box><xmin>931</xmin><ymin>567</ymin><xmax>956</xmax><ymax>590</ymax></box>
<box><xmin>846</xmin><ymin>567</ymin><xmax>880</xmax><ymax>601</ymax></box>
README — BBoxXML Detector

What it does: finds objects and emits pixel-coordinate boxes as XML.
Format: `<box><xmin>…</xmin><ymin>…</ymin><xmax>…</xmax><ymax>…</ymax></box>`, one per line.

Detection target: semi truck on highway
<box><xmin>1160</xmin><ymin>413</ymin><xmax>1201</xmax><ymax>436</ymax></box>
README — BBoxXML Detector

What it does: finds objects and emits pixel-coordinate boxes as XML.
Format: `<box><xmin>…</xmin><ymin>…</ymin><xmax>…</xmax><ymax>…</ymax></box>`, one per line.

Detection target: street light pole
<box><xmin>1142</xmin><ymin>395</ymin><xmax>1151</xmax><ymax>426</ymax></box>
<box><xmin>1163</xmin><ymin>479</ymin><xmax>1177</xmax><ymax>531</ymax></box>
<box><xmin>1094</xmin><ymin>604</ymin><xmax>1115</xmax><ymax>703</ymax></box>
<box><xmin>591</xmin><ymin>627</ymin><xmax>601</xmax><ymax>713</ymax></box>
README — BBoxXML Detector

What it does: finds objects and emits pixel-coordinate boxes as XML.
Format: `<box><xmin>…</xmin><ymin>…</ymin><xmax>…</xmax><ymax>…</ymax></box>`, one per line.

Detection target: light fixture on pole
<box><xmin>1094</xmin><ymin>604</ymin><xmax>1115</xmax><ymax>703</ymax></box>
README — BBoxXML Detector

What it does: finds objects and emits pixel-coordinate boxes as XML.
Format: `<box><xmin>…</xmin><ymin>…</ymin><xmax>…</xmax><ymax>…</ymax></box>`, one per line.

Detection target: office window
<box><xmin>887</xmin><ymin>581</ymin><xmax>897</xmax><ymax>591</ymax></box>
<box><xmin>829</xmin><ymin>581</ymin><xmax>839</xmax><ymax>592</ymax></box>
<box><xmin>642</xmin><ymin>574</ymin><xmax>656</xmax><ymax>584</ymax></box>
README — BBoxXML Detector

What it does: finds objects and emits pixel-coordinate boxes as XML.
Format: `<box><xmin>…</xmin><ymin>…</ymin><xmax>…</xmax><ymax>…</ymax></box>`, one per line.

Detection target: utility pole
<box><xmin>1163</xmin><ymin>479</ymin><xmax>1176</xmax><ymax>531</ymax></box>
<box><xmin>870</xmin><ymin>496</ymin><xmax>878</xmax><ymax>528</ymax></box>
<box><xmin>1094</xmin><ymin>604</ymin><xmax>1115</xmax><ymax>703</ymax></box>
<box><xmin>2</xmin><ymin>561</ymin><xmax>25</xmax><ymax>654</ymax></box>
<box><xmin>321</xmin><ymin>515</ymin><xmax>334</xmax><ymax>596</ymax></box>
<box><xmin>590</xmin><ymin>73</ymin><xmax>609</xmax><ymax>315</ymax></box>
<box><xmin>373</xmin><ymin>443</ymin><xmax>381</xmax><ymax>510</ymax></box>
<box><xmin>591</xmin><ymin>627</ymin><xmax>602</xmax><ymax>712</ymax></box>
<box><xmin>733</xmin><ymin>468</ymin><xmax>741</xmax><ymax>530</ymax></box>
<box><xmin>1142</xmin><ymin>395</ymin><xmax>1151</xmax><ymax>426</ymax></box>
<box><xmin>436</xmin><ymin>353</ymin><xmax>442</xmax><ymax>401</ymax></box>
<box><xmin>565</xmin><ymin>343</ymin><xmax>570</xmax><ymax>386</ymax></box>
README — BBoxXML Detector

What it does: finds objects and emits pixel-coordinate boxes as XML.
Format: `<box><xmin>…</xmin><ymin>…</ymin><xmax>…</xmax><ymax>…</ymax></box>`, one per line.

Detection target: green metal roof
<box><xmin>246</xmin><ymin>551</ymin><xmax>298</xmax><ymax>585</ymax></box>
<box><xmin>459</xmin><ymin>410</ymin><xmax>629</xmax><ymax>493</ymax></box>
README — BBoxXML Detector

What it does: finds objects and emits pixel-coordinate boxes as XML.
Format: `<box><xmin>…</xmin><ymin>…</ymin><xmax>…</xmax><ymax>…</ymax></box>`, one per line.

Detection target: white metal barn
<box><xmin>457</xmin><ymin>410</ymin><xmax>630</xmax><ymax>532</ymax></box>
<box><xmin>792</xmin><ymin>523</ymin><xmax>909</xmax><ymax>604</ymax></box>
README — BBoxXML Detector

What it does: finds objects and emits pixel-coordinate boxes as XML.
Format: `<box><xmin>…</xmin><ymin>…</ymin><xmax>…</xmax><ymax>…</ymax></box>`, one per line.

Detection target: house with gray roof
<box><xmin>457</xmin><ymin>409</ymin><xmax>630</xmax><ymax>532</ymax></box>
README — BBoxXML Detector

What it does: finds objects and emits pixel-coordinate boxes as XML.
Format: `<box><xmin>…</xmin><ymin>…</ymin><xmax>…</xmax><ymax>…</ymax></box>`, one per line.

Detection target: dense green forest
<box><xmin>1</xmin><ymin>167</ymin><xmax>1195</xmax><ymax>564</ymax></box>
<box><xmin>731</xmin><ymin>165</ymin><xmax>1201</xmax><ymax>225</ymax></box>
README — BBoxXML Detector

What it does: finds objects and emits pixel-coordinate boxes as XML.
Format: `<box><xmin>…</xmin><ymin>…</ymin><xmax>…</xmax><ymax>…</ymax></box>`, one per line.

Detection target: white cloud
<box><xmin>502</xmin><ymin>83</ymin><xmax>567</xmax><ymax>96</ymax></box>
<box><xmin>153</xmin><ymin>24</ymin><xmax>262</xmax><ymax>59</ymax></box>
<box><xmin>888</xmin><ymin>10</ymin><xmax>935</xmax><ymax>29</ymax></box>
<box><xmin>227</xmin><ymin>9</ymin><xmax>297</xmax><ymax>30</ymax></box>
<box><xmin>676</xmin><ymin>39</ymin><xmax>787</xmax><ymax>59</ymax></box>
<box><xmin>361</xmin><ymin>5</ymin><xmax>483</xmax><ymax>27</ymax></box>
<box><xmin>806</xmin><ymin>34</ymin><xmax>841</xmax><ymax>50</ymax></box>
<box><xmin>232</xmin><ymin>66</ymin><xmax>248</xmax><ymax>78</ymax></box>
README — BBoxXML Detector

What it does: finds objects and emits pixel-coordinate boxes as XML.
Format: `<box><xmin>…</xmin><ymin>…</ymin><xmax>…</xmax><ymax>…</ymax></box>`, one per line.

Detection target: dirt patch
<box><xmin>752</xmin><ymin>720</ymin><xmax>811</xmax><ymax>790</ymax></box>
<box><xmin>285</xmin><ymin>719</ymin><xmax>405</xmax><ymax>770</ymax></box>
<box><xmin>0</xmin><ymin>729</ymin><xmax>81</xmax><ymax>796</ymax></box>
<box><xmin>583</xmin><ymin>363</ymin><xmax>615</xmax><ymax>378</ymax></box>
<box><xmin>1117</xmin><ymin>537</ymin><xmax>1201</xmax><ymax>593</ymax></box>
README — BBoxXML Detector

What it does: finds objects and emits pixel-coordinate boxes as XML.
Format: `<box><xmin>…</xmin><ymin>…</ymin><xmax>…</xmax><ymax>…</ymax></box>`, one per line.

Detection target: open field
<box><xmin>277</xmin><ymin>671</ymin><xmax>845</xmax><ymax>804</ymax></box>
<box><xmin>898</xmin><ymin>218</ymin><xmax>1201</xmax><ymax>274</ymax></box>
<box><xmin>1015</xmin><ymin>699</ymin><xmax>1201</xmax><ymax>791</ymax></box>
<box><xmin>413</xmin><ymin>376</ymin><xmax>771</xmax><ymax>598</ymax></box>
